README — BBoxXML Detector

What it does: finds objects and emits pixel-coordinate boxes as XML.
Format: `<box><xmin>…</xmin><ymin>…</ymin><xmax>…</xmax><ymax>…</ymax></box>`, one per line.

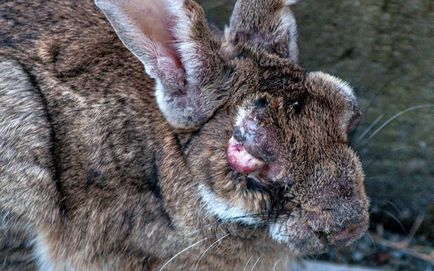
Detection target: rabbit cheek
<box><xmin>226</xmin><ymin>137</ymin><xmax>266</xmax><ymax>174</ymax></box>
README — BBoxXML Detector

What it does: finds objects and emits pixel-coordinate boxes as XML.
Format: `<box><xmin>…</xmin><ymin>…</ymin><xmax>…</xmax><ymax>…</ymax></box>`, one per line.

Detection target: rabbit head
<box><xmin>96</xmin><ymin>0</ymin><xmax>368</xmax><ymax>256</ymax></box>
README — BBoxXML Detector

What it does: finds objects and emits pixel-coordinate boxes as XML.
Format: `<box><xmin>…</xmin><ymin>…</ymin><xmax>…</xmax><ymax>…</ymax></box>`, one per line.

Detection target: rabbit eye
<box><xmin>291</xmin><ymin>101</ymin><xmax>303</xmax><ymax>114</ymax></box>
<box><xmin>284</xmin><ymin>99</ymin><xmax>304</xmax><ymax>119</ymax></box>
<box><xmin>254</xmin><ymin>97</ymin><xmax>268</xmax><ymax>108</ymax></box>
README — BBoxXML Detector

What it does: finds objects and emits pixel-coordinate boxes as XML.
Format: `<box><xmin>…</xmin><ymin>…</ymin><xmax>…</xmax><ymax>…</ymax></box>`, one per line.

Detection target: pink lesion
<box><xmin>226</xmin><ymin>137</ymin><xmax>266</xmax><ymax>174</ymax></box>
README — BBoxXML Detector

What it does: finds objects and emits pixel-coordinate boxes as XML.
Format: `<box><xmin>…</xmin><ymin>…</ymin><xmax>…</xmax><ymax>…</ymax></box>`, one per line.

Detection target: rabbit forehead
<box><xmin>228</xmin><ymin>47</ymin><xmax>356</xmax><ymax>103</ymax></box>
<box><xmin>227</xmin><ymin>58</ymin><xmax>358</xmax><ymax>136</ymax></box>
<box><xmin>306</xmin><ymin>71</ymin><xmax>355</xmax><ymax>100</ymax></box>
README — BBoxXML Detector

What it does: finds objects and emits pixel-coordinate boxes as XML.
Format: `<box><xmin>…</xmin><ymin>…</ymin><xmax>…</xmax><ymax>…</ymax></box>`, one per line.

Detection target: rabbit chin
<box><xmin>268</xmin><ymin>217</ymin><xmax>329</xmax><ymax>256</ymax></box>
<box><xmin>198</xmin><ymin>184</ymin><xmax>328</xmax><ymax>256</ymax></box>
<box><xmin>198</xmin><ymin>184</ymin><xmax>260</xmax><ymax>225</ymax></box>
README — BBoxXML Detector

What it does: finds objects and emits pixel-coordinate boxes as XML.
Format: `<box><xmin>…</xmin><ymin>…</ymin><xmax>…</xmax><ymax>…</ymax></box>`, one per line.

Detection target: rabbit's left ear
<box><xmin>224</xmin><ymin>0</ymin><xmax>299</xmax><ymax>62</ymax></box>
<box><xmin>95</xmin><ymin>0</ymin><xmax>225</xmax><ymax>129</ymax></box>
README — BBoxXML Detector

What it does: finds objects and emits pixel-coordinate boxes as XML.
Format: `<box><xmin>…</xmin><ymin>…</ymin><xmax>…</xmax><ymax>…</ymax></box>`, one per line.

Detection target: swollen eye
<box><xmin>226</xmin><ymin>137</ymin><xmax>266</xmax><ymax>174</ymax></box>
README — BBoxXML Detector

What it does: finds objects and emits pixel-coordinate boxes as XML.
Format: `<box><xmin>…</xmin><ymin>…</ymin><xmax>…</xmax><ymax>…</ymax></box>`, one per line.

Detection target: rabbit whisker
<box><xmin>242</xmin><ymin>255</ymin><xmax>253</xmax><ymax>271</ymax></box>
<box><xmin>352</xmin><ymin>85</ymin><xmax>386</xmax><ymax>134</ymax></box>
<box><xmin>250</xmin><ymin>255</ymin><xmax>262</xmax><ymax>271</ymax></box>
<box><xmin>193</xmin><ymin>233</ymin><xmax>230</xmax><ymax>271</ymax></box>
<box><xmin>194</xmin><ymin>212</ymin><xmax>281</xmax><ymax>231</ymax></box>
<box><xmin>381</xmin><ymin>209</ymin><xmax>406</xmax><ymax>232</ymax></box>
<box><xmin>356</xmin><ymin>113</ymin><xmax>383</xmax><ymax>142</ymax></box>
<box><xmin>169</xmin><ymin>205</ymin><xmax>294</xmax><ymax>242</ymax></box>
<box><xmin>158</xmin><ymin>237</ymin><xmax>208</xmax><ymax>271</ymax></box>
<box><xmin>364</xmin><ymin>104</ymin><xmax>434</xmax><ymax>142</ymax></box>
<box><xmin>272</xmin><ymin>258</ymin><xmax>282</xmax><ymax>271</ymax></box>
<box><xmin>383</xmin><ymin>200</ymin><xmax>403</xmax><ymax>218</ymax></box>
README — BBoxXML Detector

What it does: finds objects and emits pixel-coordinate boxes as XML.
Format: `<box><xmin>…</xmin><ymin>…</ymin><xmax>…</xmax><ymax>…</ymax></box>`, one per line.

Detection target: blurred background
<box><xmin>198</xmin><ymin>0</ymin><xmax>433</xmax><ymax>270</ymax></box>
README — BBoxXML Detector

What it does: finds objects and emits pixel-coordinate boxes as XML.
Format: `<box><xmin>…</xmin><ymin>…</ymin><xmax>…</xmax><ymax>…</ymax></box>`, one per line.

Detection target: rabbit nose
<box><xmin>328</xmin><ymin>221</ymin><xmax>367</xmax><ymax>247</ymax></box>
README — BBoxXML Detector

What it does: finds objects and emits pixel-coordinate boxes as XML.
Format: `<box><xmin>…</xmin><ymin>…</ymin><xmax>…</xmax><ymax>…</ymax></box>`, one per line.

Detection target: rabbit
<box><xmin>0</xmin><ymin>0</ymin><xmax>369</xmax><ymax>270</ymax></box>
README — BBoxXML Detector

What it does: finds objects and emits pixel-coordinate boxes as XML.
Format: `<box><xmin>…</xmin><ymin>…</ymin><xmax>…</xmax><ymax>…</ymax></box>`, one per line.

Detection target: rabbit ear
<box><xmin>96</xmin><ymin>0</ymin><xmax>224</xmax><ymax>129</ymax></box>
<box><xmin>223</xmin><ymin>0</ymin><xmax>299</xmax><ymax>62</ymax></box>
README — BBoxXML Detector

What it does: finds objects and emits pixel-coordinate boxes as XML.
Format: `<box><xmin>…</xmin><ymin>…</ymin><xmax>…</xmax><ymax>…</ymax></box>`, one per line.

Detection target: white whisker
<box><xmin>365</xmin><ymin>104</ymin><xmax>434</xmax><ymax>142</ymax></box>
<box><xmin>242</xmin><ymin>255</ymin><xmax>253</xmax><ymax>271</ymax></box>
<box><xmin>158</xmin><ymin>238</ymin><xmax>208</xmax><ymax>271</ymax></box>
<box><xmin>273</xmin><ymin>258</ymin><xmax>282</xmax><ymax>271</ymax></box>
<box><xmin>193</xmin><ymin>233</ymin><xmax>230</xmax><ymax>271</ymax></box>
<box><xmin>357</xmin><ymin>113</ymin><xmax>383</xmax><ymax>142</ymax></box>
<box><xmin>250</xmin><ymin>255</ymin><xmax>262</xmax><ymax>271</ymax></box>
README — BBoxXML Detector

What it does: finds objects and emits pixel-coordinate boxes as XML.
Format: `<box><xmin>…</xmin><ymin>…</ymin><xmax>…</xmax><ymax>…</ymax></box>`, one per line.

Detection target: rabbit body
<box><xmin>0</xmin><ymin>0</ymin><xmax>369</xmax><ymax>270</ymax></box>
<box><xmin>1</xmin><ymin>1</ymin><xmax>284</xmax><ymax>270</ymax></box>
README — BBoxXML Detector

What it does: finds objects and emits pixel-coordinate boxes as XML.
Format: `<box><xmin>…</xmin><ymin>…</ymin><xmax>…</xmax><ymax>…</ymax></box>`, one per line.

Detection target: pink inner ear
<box><xmin>121</xmin><ymin>0</ymin><xmax>184</xmax><ymax>72</ymax></box>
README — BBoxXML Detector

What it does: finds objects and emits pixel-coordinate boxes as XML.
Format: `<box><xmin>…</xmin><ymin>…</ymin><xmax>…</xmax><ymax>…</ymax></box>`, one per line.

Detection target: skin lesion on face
<box><xmin>226</xmin><ymin>136</ymin><xmax>266</xmax><ymax>174</ymax></box>
<box><xmin>196</xmin><ymin>68</ymin><xmax>369</xmax><ymax>255</ymax></box>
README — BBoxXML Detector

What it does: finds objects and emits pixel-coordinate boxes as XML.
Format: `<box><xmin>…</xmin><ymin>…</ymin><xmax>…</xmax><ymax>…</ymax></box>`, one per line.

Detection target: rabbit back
<box><xmin>0</xmin><ymin>1</ymin><xmax>185</xmax><ymax>269</ymax></box>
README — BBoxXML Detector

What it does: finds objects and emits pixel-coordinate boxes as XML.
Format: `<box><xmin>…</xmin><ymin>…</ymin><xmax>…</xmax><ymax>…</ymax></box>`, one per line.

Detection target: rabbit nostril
<box><xmin>329</xmin><ymin>222</ymin><xmax>366</xmax><ymax>247</ymax></box>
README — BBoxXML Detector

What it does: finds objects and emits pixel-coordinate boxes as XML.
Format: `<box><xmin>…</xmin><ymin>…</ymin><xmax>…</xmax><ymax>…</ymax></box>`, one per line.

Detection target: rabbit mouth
<box><xmin>268</xmin><ymin>220</ymin><xmax>329</xmax><ymax>256</ymax></box>
<box><xmin>226</xmin><ymin>137</ymin><xmax>267</xmax><ymax>174</ymax></box>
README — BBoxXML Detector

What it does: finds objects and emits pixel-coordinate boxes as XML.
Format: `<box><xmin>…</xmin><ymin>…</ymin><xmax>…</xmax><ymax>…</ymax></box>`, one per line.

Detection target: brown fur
<box><xmin>0</xmin><ymin>0</ymin><xmax>368</xmax><ymax>270</ymax></box>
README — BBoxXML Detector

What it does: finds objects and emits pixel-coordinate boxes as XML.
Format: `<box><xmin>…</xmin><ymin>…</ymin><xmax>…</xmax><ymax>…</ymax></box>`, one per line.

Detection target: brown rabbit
<box><xmin>0</xmin><ymin>0</ymin><xmax>369</xmax><ymax>270</ymax></box>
